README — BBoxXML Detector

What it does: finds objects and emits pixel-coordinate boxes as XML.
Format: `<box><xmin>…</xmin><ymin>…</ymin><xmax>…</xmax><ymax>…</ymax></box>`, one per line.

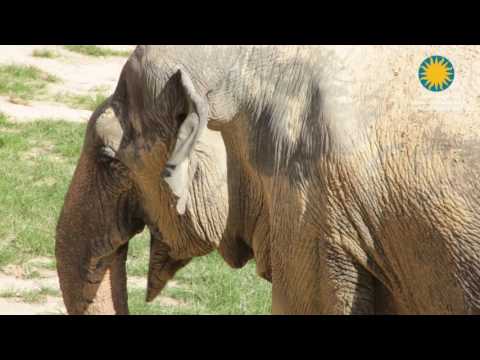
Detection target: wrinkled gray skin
<box><xmin>141</xmin><ymin>45</ymin><xmax>480</xmax><ymax>314</ymax></box>
<box><xmin>55</xmin><ymin>94</ymin><xmax>230</xmax><ymax>314</ymax></box>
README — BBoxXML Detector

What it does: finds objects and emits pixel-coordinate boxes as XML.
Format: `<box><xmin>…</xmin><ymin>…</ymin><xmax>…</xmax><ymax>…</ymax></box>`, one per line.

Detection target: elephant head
<box><xmin>55</xmin><ymin>49</ymin><xmax>230</xmax><ymax>314</ymax></box>
<box><xmin>135</xmin><ymin>46</ymin><xmax>269</xmax><ymax>277</ymax></box>
<box><xmin>114</xmin><ymin>45</ymin><xmax>269</xmax><ymax>280</ymax></box>
<box><xmin>55</xmin><ymin>98</ymin><xmax>144</xmax><ymax>314</ymax></box>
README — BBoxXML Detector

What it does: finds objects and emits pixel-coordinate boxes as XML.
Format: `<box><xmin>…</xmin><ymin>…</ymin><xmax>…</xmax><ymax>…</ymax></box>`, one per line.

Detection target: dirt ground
<box><xmin>0</xmin><ymin>258</ymin><xmax>147</xmax><ymax>315</ymax></box>
<box><xmin>0</xmin><ymin>45</ymin><xmax>136</xmax><ymax>314</ymax></box>
<box><xmin>0</xmin><ymin>45</ymin><xmax>133</xmax><ymax>122</ymax></box>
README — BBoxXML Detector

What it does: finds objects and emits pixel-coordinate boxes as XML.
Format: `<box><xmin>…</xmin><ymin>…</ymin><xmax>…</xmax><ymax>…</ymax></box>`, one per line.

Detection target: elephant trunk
<box><xmin>55</xmin><ymin>230</ymin><xmax>129</xmax><ymax>315</ymax></box>
<box><xmin>55</xmin><ymin>155</ymin><xmax>129</xmax><ymax>315</ymax></box>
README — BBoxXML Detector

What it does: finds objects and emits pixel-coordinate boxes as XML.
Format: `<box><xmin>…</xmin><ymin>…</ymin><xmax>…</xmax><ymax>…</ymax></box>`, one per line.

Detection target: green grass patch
<box><xmin>0</xmin><ymin>64</ymin><xmax>59</xmax><ymax>100</ymax></box>
<box><xmin>0</xmin><ymin>289</ymin><xmax>19</xmax><ymax>298</ymax></box>
<box><xmin>126</xmin><ymin>230</ymin><xmax>150</xmax><ymax>277</ymax></box>
<box><xmin>54</xmin><ymin>91</ymin><xmax>108</xmax><ymax>111</ymax></box>
<box><xmin>20</xmin><ymin>287</ymin><xmax>61</xmax><ymax>303</ymax></box>
<box><xmin>0</xmin><ymin>119</ymin><xmax>86</xmax><ymax>266</ymax></box>
<box><xmin>0</xmin><ymin>287</ymin><xmax>60</xmax><ymax>303</ymax></box>
<box><xmin>32</xmin><ymin>49</ymin><xmax>60</xmax><ymax>59</ymax></box>
<box><xmin>24</xmin><ymin>270</ymin><xmax>42</xmax><ymax>279</ymax></box>
<box><xmin>127</xmin><ymin>234</ymin><xmax>271</xmax><ymax>315</ymax></box>
<box><xmin>0</xmin><ymin>112</ymin><xmax>7</xmax><ymax>126</ymax></box>
<box><xmin>63</xmin><ymin>45</ymin><xmax>131</xmax><ymax>57</ymax></box>
<box><xmin>36</xmin><ymin>259</ymin><xmax>57</xmax><ymax>271</ymax></box>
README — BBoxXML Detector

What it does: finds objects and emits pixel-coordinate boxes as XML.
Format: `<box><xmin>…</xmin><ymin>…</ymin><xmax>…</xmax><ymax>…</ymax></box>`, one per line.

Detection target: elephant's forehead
<box><xmin>95</xmin><ymin>107</ymin><xmax>124</xmax><ymax>152</ymax></box>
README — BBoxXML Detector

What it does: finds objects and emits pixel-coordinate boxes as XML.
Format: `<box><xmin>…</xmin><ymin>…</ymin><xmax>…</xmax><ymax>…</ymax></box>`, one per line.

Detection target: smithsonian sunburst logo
<box><xmin>418</xmin><ymin>55</ymin><xmax>455</xmax><ymax>92</ymax></box>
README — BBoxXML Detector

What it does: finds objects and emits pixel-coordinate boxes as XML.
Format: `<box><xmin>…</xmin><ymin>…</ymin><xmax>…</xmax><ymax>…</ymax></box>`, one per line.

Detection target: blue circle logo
<box><xmin>419</xmin><ymin>55</ymin><xmax>454</xmax><ymax>92</ymax></box>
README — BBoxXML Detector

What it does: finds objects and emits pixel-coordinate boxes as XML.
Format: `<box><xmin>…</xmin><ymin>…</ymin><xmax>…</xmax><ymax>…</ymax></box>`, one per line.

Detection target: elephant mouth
<box><xmin>236</xmin><ymin>238</ymin><xmax>254</xmax><ymax>267</ymax></box>
<box><xmin>222</xmin><ymin>236</ymin><xmax>254</xmax><ymax>269</ymax></box>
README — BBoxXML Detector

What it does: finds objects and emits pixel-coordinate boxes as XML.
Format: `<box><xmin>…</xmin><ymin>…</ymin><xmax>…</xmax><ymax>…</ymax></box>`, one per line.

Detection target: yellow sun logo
<box><xmin>419</xmin><ymin>55</ymin><xmax>454</xmax><ymax>92</ymax></box>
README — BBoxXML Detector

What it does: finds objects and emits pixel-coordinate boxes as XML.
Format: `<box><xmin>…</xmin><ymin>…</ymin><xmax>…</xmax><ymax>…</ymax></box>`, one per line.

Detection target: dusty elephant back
<box><xmin>325</xmin><ymin>46</ymin><xmax>480</xmax><ymax>313</ymax></box>
<box><xmin>261</xmin><ymin>46</ymin><xmax>480</xmax><ymax>313</ymax></box>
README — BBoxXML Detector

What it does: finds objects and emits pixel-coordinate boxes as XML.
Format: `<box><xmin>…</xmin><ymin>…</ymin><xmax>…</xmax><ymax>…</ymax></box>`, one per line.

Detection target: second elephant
<box><xmin>55</xmin><ymin>96</ymin><xmax>239</xmax><ymax>314</ymax></box>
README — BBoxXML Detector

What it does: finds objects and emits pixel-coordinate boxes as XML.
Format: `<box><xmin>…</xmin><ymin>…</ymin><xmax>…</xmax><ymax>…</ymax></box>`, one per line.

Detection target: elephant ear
<box><xmin>162</xmin><ymin>68</ymin><xmax>209</xmax><ymax>215</ymax></box>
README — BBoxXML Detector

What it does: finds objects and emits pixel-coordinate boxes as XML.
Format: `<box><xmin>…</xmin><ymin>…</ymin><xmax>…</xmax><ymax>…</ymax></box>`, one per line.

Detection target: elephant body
<box><xmin>150</xmin><ymin>45</ymin><xmax>480</xmax><ymax>314</ymax></box>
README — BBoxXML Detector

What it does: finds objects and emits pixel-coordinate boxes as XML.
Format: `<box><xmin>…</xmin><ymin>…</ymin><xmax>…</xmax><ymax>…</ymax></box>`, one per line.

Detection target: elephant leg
<box><xmin>374</xmin><ymin>279</ymin><xmax>407</xmax><ymax>314</ymax></box>
<box><xmin>326</xmin><ymin>244</ymin><xmax>376</xmax><ymax>314</ymax></box>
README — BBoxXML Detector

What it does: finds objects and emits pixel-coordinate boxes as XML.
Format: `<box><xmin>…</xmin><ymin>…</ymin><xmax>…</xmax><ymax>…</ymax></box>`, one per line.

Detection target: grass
<box><xmin>0</xmin><ymin>288</ymin><xmax>60</xmax><ymax>303</ymax></box>
<box><xmin>125</xmin><ymin>218</ymin><xmax>271</xmax><ymax>314</ymax></box>
<box><xmin>32</xmin><ymin>49</ymin><xmax>60</xmax><ymax>59</ymax></box>
<box><xmin>0</xmin><ymin>112</ymin><xmax>6</xmax><ymax>126</ymax></box>
<box><xmin>63</xmin><ymin>45</ymin><xmax>131</xmax><ymax>57</ymax></box>
<box><xmin>126</xmin><ymin>231</ymin><xmax>271</xmax><ymax>314</ymax></box>
<box><xmin>0</xmin><ymin>289</ymin><xmax>18</xmax><ymax>299</ymax></box>
<box><xmin>0</xmin><ymin>64</ymin><xmax>59</xmax><ymax>100</ymax></box>
<box><xmin>0</xmin><ymin>116</ymin><xmax>272</xmax><ymax>314</ymax></box>
<box><xmin>54</xmin><ymin>91</ymin><xmax>108</xmax><ymax>111</ymax></box>
<box><xmin>22</xmin><ymin>287</ymin><xmax>61</xmax><ymax>303</ymax></box>
<box><xmin>24</xmin><ymin>270</ymin><xmax>42</xmax><ymax>279</ymax></box>
<box><xmin>0</xmin><ymin>117</ymin><xmax>85</xmax><ymax>266</ymax></box>
<box><xmin>0</xmin><ymin>63</ymin><xmax>107</xmax><ymax>110</ymax></box>
<box><xmin>128</xmin><ymin>248</ymin><xmax>271</xmax><ymax>315</ymax></box>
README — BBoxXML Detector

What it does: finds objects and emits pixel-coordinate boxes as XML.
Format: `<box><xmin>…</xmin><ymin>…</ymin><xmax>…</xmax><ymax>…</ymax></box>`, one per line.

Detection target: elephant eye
<box><xmin>98</xmin><ymin>146</ymin><xmax>117</xmax><ymax>163</ymax></box>
<box><xmin>175</xmin><ymin>112</ymin><xmax>188</xmax><ymax>126</ymax></box>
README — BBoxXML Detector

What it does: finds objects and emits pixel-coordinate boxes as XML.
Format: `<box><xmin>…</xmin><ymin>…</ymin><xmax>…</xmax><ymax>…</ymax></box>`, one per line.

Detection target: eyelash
<box><xmin>98</xmin><ymin>146</ymin><xmax>117</xmax><ymax>163</ymax></box>
<box><xmin>176</xmin><ymin>112</ymin><xmax>188</xmax><ymax>125</ymax></box>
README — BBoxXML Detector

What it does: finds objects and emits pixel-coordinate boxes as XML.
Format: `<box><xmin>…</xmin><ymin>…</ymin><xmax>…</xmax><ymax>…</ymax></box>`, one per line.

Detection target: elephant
<box><xmin>124</xmin><ymin>45</ymin><xmax>480</xmax><ymax>314</ymax></box>
<box><xmin>55</xmin><ymin>94</ymin><xmax>233</xmax><ymax>314</ymax></box>
<box><xmin>57</xmin><ymin>45</ymin><xmax>480</xmax><ymax>315</ymax></box>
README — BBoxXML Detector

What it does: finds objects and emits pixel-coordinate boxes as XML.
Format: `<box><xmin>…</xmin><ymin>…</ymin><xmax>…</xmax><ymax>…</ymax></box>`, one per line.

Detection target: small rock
<box><xmin>8</xmin><ymin>96</ymin><xmax>30</xmax><ymax>106</ymax></box>
<box><xmin>157</xmin><ymin>296</ymin><xmax>185</xmax><ymax>307</ymax></box>
<box><xmin>2</xmin><ymin>265</ymin><xmax>25</xmax><ymax>279</ymax></box>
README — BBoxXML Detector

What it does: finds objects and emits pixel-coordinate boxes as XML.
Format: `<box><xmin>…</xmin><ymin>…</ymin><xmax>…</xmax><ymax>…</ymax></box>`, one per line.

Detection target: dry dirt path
<box><xmin>0</xmin><ymin>259</ymin><xmax>149</xmax><ymax>315</ymax></box>
<box><xmin>0</xmin><ymin>45</ymin><xmax>134</xmax><ymax>122</ymax></box>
